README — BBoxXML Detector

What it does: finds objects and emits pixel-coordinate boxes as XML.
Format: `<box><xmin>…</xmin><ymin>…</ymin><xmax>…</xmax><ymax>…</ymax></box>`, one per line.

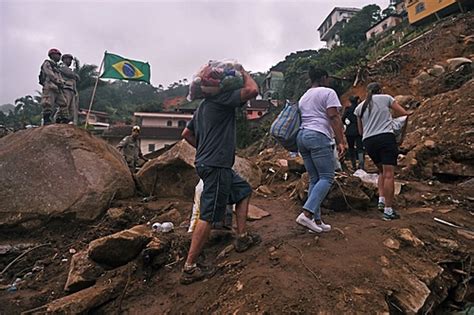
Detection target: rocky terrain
<box><xmin>0</xmin><ymin>12</ymin><xmax>473</xmax><ymax>315</ymax></box>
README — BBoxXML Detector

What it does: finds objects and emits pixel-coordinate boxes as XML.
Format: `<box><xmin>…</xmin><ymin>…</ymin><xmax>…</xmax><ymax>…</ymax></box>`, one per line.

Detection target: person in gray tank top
<box><xmin>354</xmin><ymin>83</ymin><xmax>409</xmax><ymax>221</ymax></box>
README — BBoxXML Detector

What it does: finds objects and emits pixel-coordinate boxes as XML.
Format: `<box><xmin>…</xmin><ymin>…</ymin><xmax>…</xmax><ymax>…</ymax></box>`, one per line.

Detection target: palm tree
<box><xmin>74</xmin><ymin>58</ymin><xmax>100</xmax><ymax>92</ymax></box>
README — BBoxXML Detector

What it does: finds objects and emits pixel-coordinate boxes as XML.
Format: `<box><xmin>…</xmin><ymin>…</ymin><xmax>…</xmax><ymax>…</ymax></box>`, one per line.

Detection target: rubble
<box><xmin>64</xmin><ymin>251</ymin><xmax>104</xmax><ymax>293</ymax></box>
<box><xmin>0</xmin><ymin>125</ymin><xmax>135</xmax><ymax>228</ymax></box>
<box><xmin>137</xmin><ymin>140</ymin><xmax>262</xmax><ymax>199</ymax></box>
<box><xmin>88</xmin><ymin>225</ymin><xmax>152</xmax><ymax>268</ymax></box>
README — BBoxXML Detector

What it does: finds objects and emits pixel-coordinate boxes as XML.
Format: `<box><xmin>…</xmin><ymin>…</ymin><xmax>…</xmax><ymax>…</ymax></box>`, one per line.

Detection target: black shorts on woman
<box><xmin>363</xmin><ymin>132</ymin><xmax>398</xmax><ymax>166</ymax></box>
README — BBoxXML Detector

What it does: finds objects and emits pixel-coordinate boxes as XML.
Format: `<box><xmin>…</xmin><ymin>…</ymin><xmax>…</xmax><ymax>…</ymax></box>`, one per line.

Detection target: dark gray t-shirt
<box><xmin>187</xmin><ymin>89</ymin><xmax>243</xmax><ymax>168</ymax></box>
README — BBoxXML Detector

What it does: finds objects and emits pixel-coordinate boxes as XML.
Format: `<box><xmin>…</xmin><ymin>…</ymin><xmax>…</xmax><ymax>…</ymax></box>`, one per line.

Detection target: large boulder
<box><xmin>137</xmin><ymin>140</ymin><xmax>262</xmax><ymax>200</ymax></box>
<box><xmin>0</xmin><ymin>125</ymin><xmax>134</xmax><ymax>228</ymax></box>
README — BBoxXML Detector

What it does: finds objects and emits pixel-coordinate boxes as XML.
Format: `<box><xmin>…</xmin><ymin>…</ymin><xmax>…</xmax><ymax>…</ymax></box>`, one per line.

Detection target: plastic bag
<box><xmin>187</xmin><ymin>59</ymin><xmax>244</xmax><ymax>101</ymax></box>
<box><xmin>392</xmin><ymin>116</ymin><xmax>408</xmax><ymax>144</ymax></box>
<box><xmin>188</xmin><ymin>180</ymin><xmax>234</xmax><ymax>233</ymax></box>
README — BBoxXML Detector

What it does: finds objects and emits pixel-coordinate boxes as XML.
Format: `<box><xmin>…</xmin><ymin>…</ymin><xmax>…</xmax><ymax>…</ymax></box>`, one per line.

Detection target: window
<box><xmin>415</xmin><ymin>2</ymin><xmax>425</xmax><ymax>14</ymax></box>
<box><xmin>166</xmin><ymin>120</ymin><xmax>172</xmax><ymax>127</ymax></box>
<box><xmin>371</xmin><ymin>32</ymin><xmax>376</xmax><ymax>38</ymax></box>
<box><xmin>382</xmin><ymin>24</ymin><xmax>388</xmax><ymax>30</ymax></box>
<box><xmin>148</xmin><ymin>144</ymin><xmax>155</xmax><ymax>152</ymax></box>
<box><xmin>257</xmin><ymin>111</ymin><xmax>263</xmax><ymax>116</ymax></box>
<box><xmin>178</xmin><ymin>120</ymin><xmax>186</xmax><ymax>128</ymax></box>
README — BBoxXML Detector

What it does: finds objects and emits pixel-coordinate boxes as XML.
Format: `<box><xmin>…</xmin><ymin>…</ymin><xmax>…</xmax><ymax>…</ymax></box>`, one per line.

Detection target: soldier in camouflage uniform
<box><xmin>117</xmin><ymin>126</ymin><xmax>148</xmax><ymax>173</ymax></box>
<box><xmin>39</xmin><ymin>48</ymin><xmax>67</xmax><ymax>125</ymax></box>
<box><xmin>59</xmin><ymin>54</ymin><xmax>80</xmax><ymax>125</ymax></box>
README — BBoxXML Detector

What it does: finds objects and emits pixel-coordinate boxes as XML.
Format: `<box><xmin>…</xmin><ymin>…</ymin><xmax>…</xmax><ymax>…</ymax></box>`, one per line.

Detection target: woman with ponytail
<box><xmin>354</xmin><ymin>82</ymin><xmax>409</xmax><ymax>221</ymax></box>
<box><xmin>295</xmin><ymin>67</ymin><xmax>347</xmax><ymax>233</ymax></box>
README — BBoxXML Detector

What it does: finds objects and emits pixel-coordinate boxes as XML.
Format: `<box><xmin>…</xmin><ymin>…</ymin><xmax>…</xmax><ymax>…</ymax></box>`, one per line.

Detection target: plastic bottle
<box><xmin>152</xmin><ymin>222</ymin><xmax>163</xmax><ymax>232</ymax></box>
<box><xmin>161</xmin><ymin>222</ymin><xmax>174</xmax><ymax>233</ymax></box>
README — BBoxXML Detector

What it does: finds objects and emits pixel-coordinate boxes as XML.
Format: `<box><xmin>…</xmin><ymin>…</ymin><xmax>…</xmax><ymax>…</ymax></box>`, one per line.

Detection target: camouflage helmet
<box><xmin>48</xmin><ymin>48</ymin><xmax>61</xmax><ymax>57</ymax></box>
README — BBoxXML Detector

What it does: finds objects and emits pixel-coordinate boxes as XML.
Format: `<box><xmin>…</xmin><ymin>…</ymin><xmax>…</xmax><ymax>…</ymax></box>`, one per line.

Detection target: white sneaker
<box><xmin>315</xmin><ymin>220</ymin><xmax>331</xmax><ymax>232</ymax></box>
<box><xmin>296</xmin><ymin>213</ymin><xmax>322</xmax><ymax>233</ymax></box>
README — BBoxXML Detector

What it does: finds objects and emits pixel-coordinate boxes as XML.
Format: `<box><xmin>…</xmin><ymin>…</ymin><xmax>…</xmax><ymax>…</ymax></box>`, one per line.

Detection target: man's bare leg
<box><xmin>185</xmin><ymin>219</ymin><xmax>211</xmax><ymax>265</ymax></box>
<box><xmin>235</xmin><ymin>195</ymin><xmax>250</xmax><ymax>235</ymax></box>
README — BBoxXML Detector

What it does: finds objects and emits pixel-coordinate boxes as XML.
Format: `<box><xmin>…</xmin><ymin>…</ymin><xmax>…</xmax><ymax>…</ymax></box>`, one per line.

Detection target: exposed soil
<box><xmin>0</xmin><ymin>177</ymin><xmax>473</xmax><ymax>314</ymax></box>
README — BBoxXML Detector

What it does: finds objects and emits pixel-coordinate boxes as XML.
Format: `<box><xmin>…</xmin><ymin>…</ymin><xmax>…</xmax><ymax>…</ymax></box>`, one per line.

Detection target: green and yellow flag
<box><xmin>100</xmin><ymin>52</ymin><xmax>151</xmax><ymax>83</ymax></box>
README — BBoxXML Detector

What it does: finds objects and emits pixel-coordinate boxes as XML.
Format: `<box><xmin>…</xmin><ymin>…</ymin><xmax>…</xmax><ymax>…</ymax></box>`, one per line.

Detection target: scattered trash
<box><xmin>69</xmin><ymin>248</ymin><xmax>77</xmax><ymax>255</ymax></box>
<box><xmin>152</xmin><ymin>222</ymin><xmax>174</xmax><ymax>233</ymax></box>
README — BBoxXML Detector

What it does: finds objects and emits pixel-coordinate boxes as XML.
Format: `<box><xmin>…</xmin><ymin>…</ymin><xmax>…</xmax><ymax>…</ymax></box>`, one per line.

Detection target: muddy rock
<box><xmin>293</xmin><ymin>173</ymin><xmax>372</xmax><ymax>210</ymax></box>
<box><xmin>396</xmin><ymin>228</ymin><xmax>424</xmax><ymax>247</ymax></box>
<box><xmin>137</xmin><ymin>140</ymin><xmax>261</xmax><ymax>199</ymax></box>
<box><xmin>287</xmin><ymin>157</ymin><xmax>305</xmax><ymax>173</ymax></box>
<box><xmin>247</xmin><ymin>204</ymin><xmax>271</xmax><ymax>220</ymax></box>
<box><xmin>446</xmin><ymin>57</ymin><xmax>472</xmax><ymax>71</ymax></box>
<box><xmin>64</xmin><ymin>250</ymin><xmax>104</xmax><ymax>293</ymax></box>
<box><xmin>46</xmin><ymin>266</ymin><xmax>128</xmax><ymax>314</ymax></box>
<box><xmin>0</xmin><ymin>125</ymin><xmax>135</xmax><ymax>228</ymax></box>
<box><xmin>156</xmin><ymin>208</ymin><xmax>181</xmax><ymax>224</ymax></box>
<box><xmin>88</xmin><ymin>225</ymin><xmax>152</xmax><ymax>268</ymax></box>
<box><xmin>323</xmin><ymin>176</ymin><xmax>372</xmax><ymax>211</ymax></box>
<box><xmin>427</xmin><ymin>65</ymin><xmax>445</xmax><ymax>77</ymax></box>
<box><xmin>394</xmin><ymin>95</ymin><xmax>418</xmax><ymax>109</ymax></box>
<box><xmin>143</xmin><ymin>237</ymin><xmax>171</xmax><ymax>269</ymax></box>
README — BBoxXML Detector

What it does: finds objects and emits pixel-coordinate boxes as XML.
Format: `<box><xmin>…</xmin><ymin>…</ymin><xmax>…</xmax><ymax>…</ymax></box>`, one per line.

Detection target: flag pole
<box><xmin>85</xmin><ymin>51</ymin><xmax>106</xmax><ymax>128</ymax></box>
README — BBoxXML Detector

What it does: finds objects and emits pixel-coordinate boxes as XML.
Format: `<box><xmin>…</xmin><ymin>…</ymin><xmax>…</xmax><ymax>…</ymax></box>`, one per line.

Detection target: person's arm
<box><xmin>327</xmin><ymin>107</ymin><xmax>347</xmax><ymax>158</ymax></box>
<box><xmin>117</xmin><ymin>136</ymin><xmax>128</xmax><ymax>150</ymax></box>
<box><xmin>182</xmin><ymin>127</ymin><xmax>196</xmax><ymax>148</ymax></box>
<box><xmin>357</xmin><ymin>117</ymin><xmax>363</xmax><ymax>136</ymax></box>
<box><xmin>43</xmin><ymin>61</ymin><xmax>64</xmax><ymax>86</ymax></box>
<box><xmin>240</xmin><ymin>71</ymin><xmax>259</xmax><ymax>103</ymax></box>
<box><xmin>390</xmin><ymin>101</ymin><xmax>410</xmax><ymax>118</ymax></box>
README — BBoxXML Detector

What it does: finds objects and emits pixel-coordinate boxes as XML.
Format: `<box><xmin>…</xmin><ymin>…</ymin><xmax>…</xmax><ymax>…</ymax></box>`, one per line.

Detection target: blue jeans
<box><xmin>297</xmin><ymin>129</ymin><xmax>335</xmax><ymax>221</ymax></box>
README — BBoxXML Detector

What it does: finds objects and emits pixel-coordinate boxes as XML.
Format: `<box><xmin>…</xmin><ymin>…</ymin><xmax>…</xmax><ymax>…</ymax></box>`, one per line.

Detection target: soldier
<box><xmin>39</xmin><ymin>48</ymin><xmax>67</xmax><ymax>125</ymax></box>
<box><xmin>117</xmin><ymin>126</ymin><xmax>149</xmax><ymax>173</ymax></box>
<box><xmin>59</xmin><ymin>54</ymin><xmax>80</xmax><ymax>125</ymax></box>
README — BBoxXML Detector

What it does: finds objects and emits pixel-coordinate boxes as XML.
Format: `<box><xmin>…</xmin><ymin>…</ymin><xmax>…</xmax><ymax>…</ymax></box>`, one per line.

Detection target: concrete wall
<box><xmin>140</xmin><ymin>139</ymin><xmax>179</xmax><ymax>154</ymax></box>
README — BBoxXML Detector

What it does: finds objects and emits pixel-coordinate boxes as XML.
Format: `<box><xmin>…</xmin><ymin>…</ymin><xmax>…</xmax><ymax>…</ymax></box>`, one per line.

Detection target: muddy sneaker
<box><xmin>296</xmin><ymin>212</ymin><xmax>322</xmax><ymax>233</ymax></box>
<box><xmin>180</xmin><ymin>264</ymin><xmax>216</xmax><ymax>285</ymax></box>
<box><xmin>377</xmin><ymin>202</ymin><xmax>385</xmax><ymax>213</ymax></box>
<box><xmin>383</xmin><ymin>211</ymin><xmax>400</xmax><ymax>221</ymax></box>
<box><xmin>315</xmin><ymin>220</ymin><xmax>331</xmax><ymax>232</ymax></box>
<box><xmin>234</xmin><ymin>232</ymin><xmax>262</xmax><ymax>253</ymax></box>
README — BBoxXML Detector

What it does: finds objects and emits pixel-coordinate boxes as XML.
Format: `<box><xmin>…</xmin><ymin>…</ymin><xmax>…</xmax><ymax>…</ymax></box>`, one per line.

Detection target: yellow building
<box><xmin>405</xmin><ymin>0</ymin><xmax>466</xmax><ymax>24</ymax></box>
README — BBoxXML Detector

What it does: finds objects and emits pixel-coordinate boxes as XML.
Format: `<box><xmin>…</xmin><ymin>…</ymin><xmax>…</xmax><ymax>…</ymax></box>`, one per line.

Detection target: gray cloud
<box><xmin>0</xmin><ymin>0</ymin><xmax>387</xmax><ymax>104</ymax></box>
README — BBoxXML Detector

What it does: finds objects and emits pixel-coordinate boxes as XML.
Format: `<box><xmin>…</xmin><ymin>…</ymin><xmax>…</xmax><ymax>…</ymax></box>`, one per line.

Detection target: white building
<box><xmin>317</xmin><ymin>7</ymin><xmax>360</xmax><ymax>49</ymax></box>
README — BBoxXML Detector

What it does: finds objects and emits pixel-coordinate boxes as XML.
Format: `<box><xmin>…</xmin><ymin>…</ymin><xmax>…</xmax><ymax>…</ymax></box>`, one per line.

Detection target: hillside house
<box><xmin>317</xmin><ymin>7</ymin><xmax>361</xmax><ymax>48</ymax></box>
<box><xmin>246</xmin><ymin>100</ymin><xmax>273</xmax><ymax>120</ymax></box>
<box><xmin>78</xmin><ymin>109</ymin><xmax>110</xmax><ymax>130</ymax></box>
<box><xmin>405</xmin><ymin>0</ymin><xmax>470</xmax><ymax>25</ymax></box>
<box><xmin>262</xmin><ymin>71</ymin><xmax>284</xmax><ymax>100</ymax></box>
<box><xmin>366</xmin><ymin>14</ymin><xmax>403</xmax><ymax>40</ymax></box>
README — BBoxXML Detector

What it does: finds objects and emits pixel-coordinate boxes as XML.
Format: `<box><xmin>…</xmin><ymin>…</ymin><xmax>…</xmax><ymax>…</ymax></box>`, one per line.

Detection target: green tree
<box><xmin>74</xmin><ymin>58</ymin><xmax>100</xmax><ymax>92</ymax></box>
<box><xmin>339</xmin><ymin>5</ymin><xmax>382</xmax><ymax>47</ymax></box>
<box><xmin>13</xmin><ymin>95</ymin><xmax>42</xmax><ymax>127</ymax></box>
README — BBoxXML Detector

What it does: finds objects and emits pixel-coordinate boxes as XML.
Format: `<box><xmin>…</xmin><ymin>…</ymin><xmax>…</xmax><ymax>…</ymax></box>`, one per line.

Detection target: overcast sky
<box><xmin>0</xmin><ymin>0</ymin><xmax>387</xmax><ymax>105</ymax></box>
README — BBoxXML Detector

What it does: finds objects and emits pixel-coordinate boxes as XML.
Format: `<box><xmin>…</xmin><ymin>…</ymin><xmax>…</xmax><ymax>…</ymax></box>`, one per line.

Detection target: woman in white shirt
<box><xmin>295</xmin><ymin>67</ymin><xmax>347</xmax><ymax>233</ymax></box>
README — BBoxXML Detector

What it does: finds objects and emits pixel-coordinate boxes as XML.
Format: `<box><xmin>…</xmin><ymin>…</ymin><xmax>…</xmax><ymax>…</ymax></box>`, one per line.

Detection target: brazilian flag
<box><xmin>101</xmin><ymin>52</ymin><xmax>151</xmax><ymax>83</ymax></box>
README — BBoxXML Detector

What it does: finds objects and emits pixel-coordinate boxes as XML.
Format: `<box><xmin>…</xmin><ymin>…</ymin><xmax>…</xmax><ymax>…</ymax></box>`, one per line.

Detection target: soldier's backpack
<box><xmin>38</xmin><ymin>60</ymin><xmax>54</xmax><ymax>86</ymax></box>
<box><xmin>270</xmin><ymin>100</ymin><xmax>301</xmax><ymax>152</ymax></box>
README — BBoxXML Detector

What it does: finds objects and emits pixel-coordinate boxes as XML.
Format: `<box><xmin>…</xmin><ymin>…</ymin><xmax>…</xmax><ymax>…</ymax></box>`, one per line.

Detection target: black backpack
<box><xmin>38</xmin><ymin>60</ymin><xmax>55</xmax><ymax>86</ymax></box>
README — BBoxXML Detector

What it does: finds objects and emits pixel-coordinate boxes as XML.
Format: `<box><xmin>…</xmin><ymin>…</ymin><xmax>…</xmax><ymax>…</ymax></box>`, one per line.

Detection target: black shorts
<box><xmin>196</xmin><ymin>165</ymin><xmax>252</xmax><ymax>223</ymax></box>
<box><xmin>363</xmin><ymin>133</ymin><xmax>398</xmax><ymax>166</ymax></box>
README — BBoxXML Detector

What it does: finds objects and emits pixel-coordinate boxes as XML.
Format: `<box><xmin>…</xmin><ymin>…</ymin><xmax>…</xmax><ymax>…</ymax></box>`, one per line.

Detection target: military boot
<box><xmin>43</xmin><ymin>112</ymin><xmax>53</xmax><ymax>125</ymax></box>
